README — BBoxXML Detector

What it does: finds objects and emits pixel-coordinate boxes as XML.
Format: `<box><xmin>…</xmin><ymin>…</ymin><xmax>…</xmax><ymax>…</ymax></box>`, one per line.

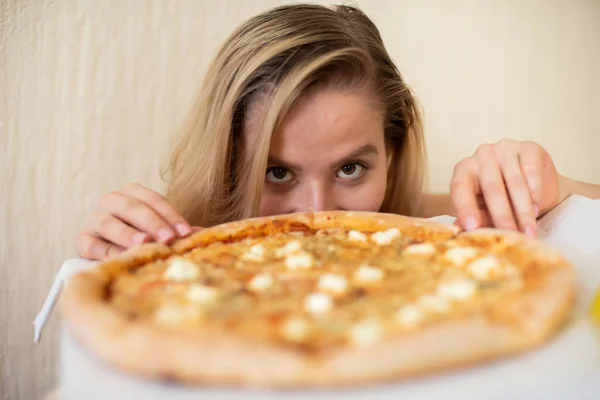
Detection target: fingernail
<box><xmin>464</xmin><ymin>216</ymin><xmax>478</xmax><ymax>231</ymax></box>
<box><xmin>175</xmin><ymin>223</ymin><xmax>191</xmax><ymax>237</ymax></box>
<box><xmin>533</xmin><ymin>205</ymin><xmax>540</xmax><ymax>218</ymax></box>
<box><xmin>157</xmin><ymin>228</ymin><xmax>174</xmax><ymax>243</ymax></box>
<box><xmin>132</xmin><ymin>232</ymin><xmax>148</xmax><ymax>244</ymax></box>
<box><xmin>524</xmin><ymin>226</ymin><xmax>535</xmax><ymax>238</ymax></box>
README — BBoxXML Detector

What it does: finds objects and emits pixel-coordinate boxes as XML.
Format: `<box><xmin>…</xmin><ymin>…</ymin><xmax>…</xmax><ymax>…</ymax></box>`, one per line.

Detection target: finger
<box><xmin>98</xmin><ymin>192</ymin><xmax>176</xmax><ymax>243</ymax></box>
<box><xmin>499</xmin><ymin>153</ymin><xmax>537</xmax><ymax>236</ymax></box>
<box><xmin>518</xmin><ymin>142</ymin><xmax>545</xmax><ymax>213</ymax></box>
<box><xmin>450</xmin><ymin>160</ymin><xmax>481</xmax><ymax>231</ymax></box>
<box><xmin>191</xmin><ymin>226</ymin><xmax>204</xmax><ymax>233</ymax></box>
<box><xmin>76</xmin><ymin>233</ymin><xmax>125</xmax><ymax>260</ymax></box>
<box><xmin>475</xmin><ymin>207</ymin><xmax>495</xmax><ymax>228</ymax></box>
<box><xmin>121</xmin><ymin>183</ymin><xmax>191</xmax><ymax>237</ymax></box>
<box><xmin>463</xmin><ymin>195</ymin><xmax>495</xmax><ymax>228</ymax></box>
<box><xmin>477</xmin><ymin>153</ymin><xmax>519</xmax><ymax>231</ymax></box>
<box><xmin>88</xmin><ymin>212</ymin><xmax>151</xmax><ymax>248</ymax></box>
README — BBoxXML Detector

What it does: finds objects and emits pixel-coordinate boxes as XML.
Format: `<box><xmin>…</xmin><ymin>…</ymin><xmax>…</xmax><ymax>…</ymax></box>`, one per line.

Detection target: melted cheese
<box><xmin>317</xmin><ymin>273</ymin><xmax>348</xmax><ymax>294</ymax></box>
<box><xmin>155</xmin><ymin>304</ymin><xmax>200</xmax><ymax>325</ymax></box>
<box><xmin>241</xmin><ymin>243</ymin><xmax>265</xmax><ymax>262</ymax></box>
<box><xmin>348</xmin><ymin>230</ymin><xmax>367</xmax><ymax>242</ymax></box>
<box><xmin>285</xmin><ymin>251</ymin><xmax>314</xmax><ymax>270</ymax></box>
<box><xmin>437</xmin><ymin>278</ymin><xmax>477</xmax><ymax>300</ymax></box>
<box><xmin>247</xmin><ymin>273</ymin><xmax>274</xmax><ymax>292</ymax></box>
<box><xmin>444</xmin><ymin>247</ymin><xmax>478</xmax><ymax>266</ymax></box>
<box><xmin>354</xmin><ymin>265</ymin><xmax>384</xmax><ymax>283</ymax></box>
<box><xmin>304</xmin><ymin>292</ymin><xmax>333</xmax><ymax>314</ymax></box>
<box><xmin>395</xmin><ymin>305</ymin><xmax>423</xmax><ymax>327</ymax></box>
<box><xmin>348</xmin><ymin>319</ymin><xmax>383</xmax><ymax>347</ymax></box>
<box><xmin>279</xmin><ymin>316</ymin><xmax>309</xmax><ymax>342</ymax></box>
<box><xmin>468</xmin><ymin>255</ymin><xmax>501</xmax><ymax>280</ymax></box>
<box><xmin>186</xmin><ymin>284</ymin><xmax>219</xmax><ymax>304</ymax></box>
<box><xmin>276</xmin><ymin>240</ymin><xmax>302</xmax><ymax>257</ymax></box>
<box><xmin>163</xmin><ymin>257</ymin><xmax>201</xmax><ymax>281</ymax></box>
<box><xmin>370</xmin><ymin>228</ymin><xmax>401</xmax><ymax>245</ymax></box>
<box><xmin>418</xmin><ymin>294</ymin><xmax>450</xmax><ymax>313</ymax></box>
<box><xmin>404</xmin><ymin>242</ymin><xmax>436</xmax><ymax>255</ymax></box>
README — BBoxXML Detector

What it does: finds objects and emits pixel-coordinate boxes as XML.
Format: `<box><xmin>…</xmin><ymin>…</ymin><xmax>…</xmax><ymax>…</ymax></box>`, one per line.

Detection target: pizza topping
<box><xmin>241</xmin><ymin>244</ymin><xmax>265</xmax><ymax>262</ymax></box>
<box><xmin>304</xmin><ymin>292</ymin><xmax>333</xmax><ymax>315</ymax></box>
<box><xmin>276</xmin><ymin>240</ymin><xmax>302</xmax><ymax>257</ymax></box>
<box><xmin>437</xmin><ymin>278</ymin><xmax>477</xmax><ymax>300</ymax></box>
<box><xmin>247</xmin><ymin>273</ymin><xmax>274</xmax><ymax>292</ymax></box>
<box><xmin>108</xmin><ymin>217</ymin><xmax>548</xmax><ymax>354</ymax></box>
<box><xmin>354</xmin><ymin>265</ymin><xmax>384</xmax><ymax>283</ymax></box>
<box><xmin>404</xmin><ymin>242</ymin><xmax>436</xmax><ymax>255</ymax></box>
<box><xmin>348</xmin><ymin>318</ymin><xmax>383</xmax><ymax>347</ymax></box>
<box><xmin>444</xmin><ymin>247</ymin><xmax>478</xmax><ymax>266</ymax></box>
<box><xmin>186</xmin><ymin>284</ymin><xmax>219</xmax><ymax>304</ymax></box>
<box><xmin>418</xmin><ymin>294</ymin><xmax>450</xmax><ymax>313</ymax></box>
<box><xmin>163</xmin><ymin>257</ymin><xmax>201</xmax><ymax>281</ymax></box>
<box><xmin>285</xmin><ymin>251</ymin><xmax>314</xmax><ymax>270</ymax></box>
<box><xmin>155</xmin><ymin>304</ymin><xmax>201</xmax><ymax>326</ymax></box>
<box><xmin>317</xmin><ymin>273</ymin><xmax>348</xmax><ymax>295</ymax></box>
<box><xmin>347</xmin><ymin>230</ymin><xmax>368</xmax><ymax>242</ymax></box>
<box><xmin>468</xmin><ymin>255</ymin><xmax>502</xmax><ymax>280</ymax></box>
<box><xmin>279</xmin><ymin>316</ymin><xmax>310</xmax><ymax>342</ymax></box>
<box><xmin>395</xmin><ymin>305</ymin><xmax>423</xmax><ymax>327</ymax></box>
<box><xmin>370</xmin><ymin>228</ymin><xmax>400</xmax><ymax>245</ymax></box>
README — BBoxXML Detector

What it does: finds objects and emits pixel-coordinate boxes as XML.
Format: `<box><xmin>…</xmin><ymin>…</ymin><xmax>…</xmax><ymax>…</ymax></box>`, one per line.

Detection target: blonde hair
<box><xmin>164</xmin><ymin>4</ymin><xmax>426</xmax><ymax>227</ymax></box>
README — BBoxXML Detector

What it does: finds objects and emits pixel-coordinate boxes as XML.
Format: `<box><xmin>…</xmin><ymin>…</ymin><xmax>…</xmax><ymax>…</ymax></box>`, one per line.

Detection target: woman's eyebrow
<box><xmin>267</xmin><ymin>144</ymin><xmax>379</xmax><ymax>171</ymax></box>
<box><xmin>330</xmin><ymin>144</ymin><xmax>379</xmax><ymax>166</ymax></box>
<box><xmin>267</xmin><ymin>155</ymin><xmax>303</xmax><ymax>172</ymax></box>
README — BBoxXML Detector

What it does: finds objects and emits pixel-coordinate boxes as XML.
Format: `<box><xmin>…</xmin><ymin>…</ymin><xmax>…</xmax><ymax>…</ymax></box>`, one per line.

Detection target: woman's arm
<box><xmin>560</xmin><ymin>177</ymin><xmax>600</xmax><ymax>200</ymax></box>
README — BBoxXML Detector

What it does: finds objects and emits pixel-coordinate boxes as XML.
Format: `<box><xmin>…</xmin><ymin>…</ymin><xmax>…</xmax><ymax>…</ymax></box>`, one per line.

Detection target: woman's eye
<box><xmin>266</xmin><ymin>167</ymin><xmax>293</xmax><ymax>184</ymax></box>
<box><xmin>336</xmin><ymin>163</ymin><xmax>365</xmax><ymax>180</ymax></box>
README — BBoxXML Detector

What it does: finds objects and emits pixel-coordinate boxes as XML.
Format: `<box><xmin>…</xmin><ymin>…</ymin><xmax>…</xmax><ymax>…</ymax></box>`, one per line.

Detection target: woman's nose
<box><xmin>296</xmin><ymin>181</ymin><xmax>332</xmax><ymax>212</ymax></box>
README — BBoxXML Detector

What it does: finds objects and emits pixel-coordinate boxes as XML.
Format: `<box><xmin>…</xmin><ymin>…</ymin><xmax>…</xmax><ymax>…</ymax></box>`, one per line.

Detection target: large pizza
<box><xmin>59</xmin><ymin>211</ymin><xmax>574</xmax><ymax>386</ymax></box>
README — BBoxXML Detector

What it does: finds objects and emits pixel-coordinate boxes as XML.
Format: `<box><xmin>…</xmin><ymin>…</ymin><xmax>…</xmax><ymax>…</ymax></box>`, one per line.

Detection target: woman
<box><xmin>76</xmin><ymin>4</ymin><xmax>599</xmax><ymax>260</ymax></box>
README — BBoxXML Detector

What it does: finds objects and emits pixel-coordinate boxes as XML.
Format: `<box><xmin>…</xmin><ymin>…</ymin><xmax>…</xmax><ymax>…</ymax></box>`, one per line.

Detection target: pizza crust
<box><xmin>59</xmin><ymin>213</ymin><xmax>575</xmax><ymax>386</ymax></box>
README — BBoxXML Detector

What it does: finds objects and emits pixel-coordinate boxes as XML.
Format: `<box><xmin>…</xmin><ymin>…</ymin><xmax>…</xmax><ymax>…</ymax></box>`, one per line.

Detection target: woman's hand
<box><xmin>450</xmin><ymin>139</ymin><xmax>567</xmax><ymax>236</ymax></box>
<box><xmin>76</xmin><ymin>183</ymin><xmax>194</xmax><ymax>260</ymax></box>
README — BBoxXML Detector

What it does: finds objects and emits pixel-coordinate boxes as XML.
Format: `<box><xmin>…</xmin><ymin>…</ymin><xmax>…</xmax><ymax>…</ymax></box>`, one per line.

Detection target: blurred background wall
<box><xmin>1</xmin><ymin>0</ymin><xmax>598</xmax><ymax>398</ymax></box>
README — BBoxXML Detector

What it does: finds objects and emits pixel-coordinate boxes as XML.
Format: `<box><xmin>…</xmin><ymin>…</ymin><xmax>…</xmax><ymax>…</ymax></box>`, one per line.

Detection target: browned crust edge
<box><xmin>58</xmin><ymin>212</ymin><xmax>575</xmax><ymax>387</ymax></box>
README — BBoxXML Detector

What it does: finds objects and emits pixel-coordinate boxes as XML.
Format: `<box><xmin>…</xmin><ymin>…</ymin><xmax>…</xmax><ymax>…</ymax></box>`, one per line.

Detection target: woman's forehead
<box><xmin>244</xmin><ymin>86</ymin><xmax>385</xmax><ymax>161</ymax></box>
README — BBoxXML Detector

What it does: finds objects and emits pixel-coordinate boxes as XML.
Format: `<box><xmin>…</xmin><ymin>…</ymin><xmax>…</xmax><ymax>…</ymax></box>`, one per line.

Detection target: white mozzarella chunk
<box><xmin>247</xmin><ymin>273</ymin><xmax>274</xmax><ymax>292</ymax></box>
<box><xmin>418</xmin><ymin>294</ymin><xmax>450</xmax><ymax>313</ymax></box>
<box><xmin>437</xmin><ymin>278</ymin><xmax>477</xmax><ymax>300</ymax></box>
<box><xmin>354</xmin><ymin>265</ymin><xmax>384</xmax><ymax>283</ymax></box>
<box><xmin>370</xmin><ymin>228</ymin><xmax>401</xmax><ymax>245</ymax></box>
<box><xmin>276</xmin><ymin>240</ymin><xmax>302</xmax><ymax>257</ymax></box>
<box><xmin>444</xmin><ymin>247</ymin><xmax>478</xmax><ymax>266</ymax></box>
<box><xmin>164</xmin><ymin>257</ymin><xmax>201</xmax><ymax>281</ymax></box>
<box><xmin>395</xmin><ymin>305</ymin><xmax>424</xmax><ymax>327</ymax></box>
<box><xmin>285</xmin><ymin>251</ymin><xmax>314</xmax><ymax>270</ymax></box>
<box><xmin>186</xmin><ymin>284</ymin><xmax>219</xmax><ymax>304</ymax></box>
<box><xmin>404</xmin><ymin>242</ymin><xmax>436</xmax><ymax>255</ymax></box>
<box><xmin>348</xmin><ymin>319</ymin><xmax>383</xmax><ymax>347</ymax></box>
<box><xmin>348</xmin><ymin>230</ymin><xmax>368</xmax><ymax>242</ymax></box>
<box><xmin>304</xmin><ymin>292</ymin><xmax>333</xmax><ymax>315</ymax></box>
<box><xmin>468</xmin><ymin>255</ymin><xmax>501</xmax><ymax>280</ymax></box>
<box><xmin>155</xmin><ymin>304</ymin><xmax>200</xmax><ymax>325</ymax></box>
<box><xmin>317</xmin><ymin>273</ymin><xmax>348</xmax><ymax>294</ymax></box>
<box><xmin>449</xmin><ymin>225</ymin><xmax>462</xmax><ymax>234</ymax></box>
<box><xmin>280</xmin><ymin>317</ymin><xmax>309</xmax><ymax>342</ymax></box>
<box><xmin>241</xmin><ymin>243</ymin><xmax>265</xmax><ymax>262</ymax></box>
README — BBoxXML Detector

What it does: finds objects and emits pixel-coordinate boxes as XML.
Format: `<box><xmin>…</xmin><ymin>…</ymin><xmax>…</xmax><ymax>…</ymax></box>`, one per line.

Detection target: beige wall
<box><xmin>1</xmin><ymin>0</ymin><xmax>598</xmax><ymax>398</ymax></box>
